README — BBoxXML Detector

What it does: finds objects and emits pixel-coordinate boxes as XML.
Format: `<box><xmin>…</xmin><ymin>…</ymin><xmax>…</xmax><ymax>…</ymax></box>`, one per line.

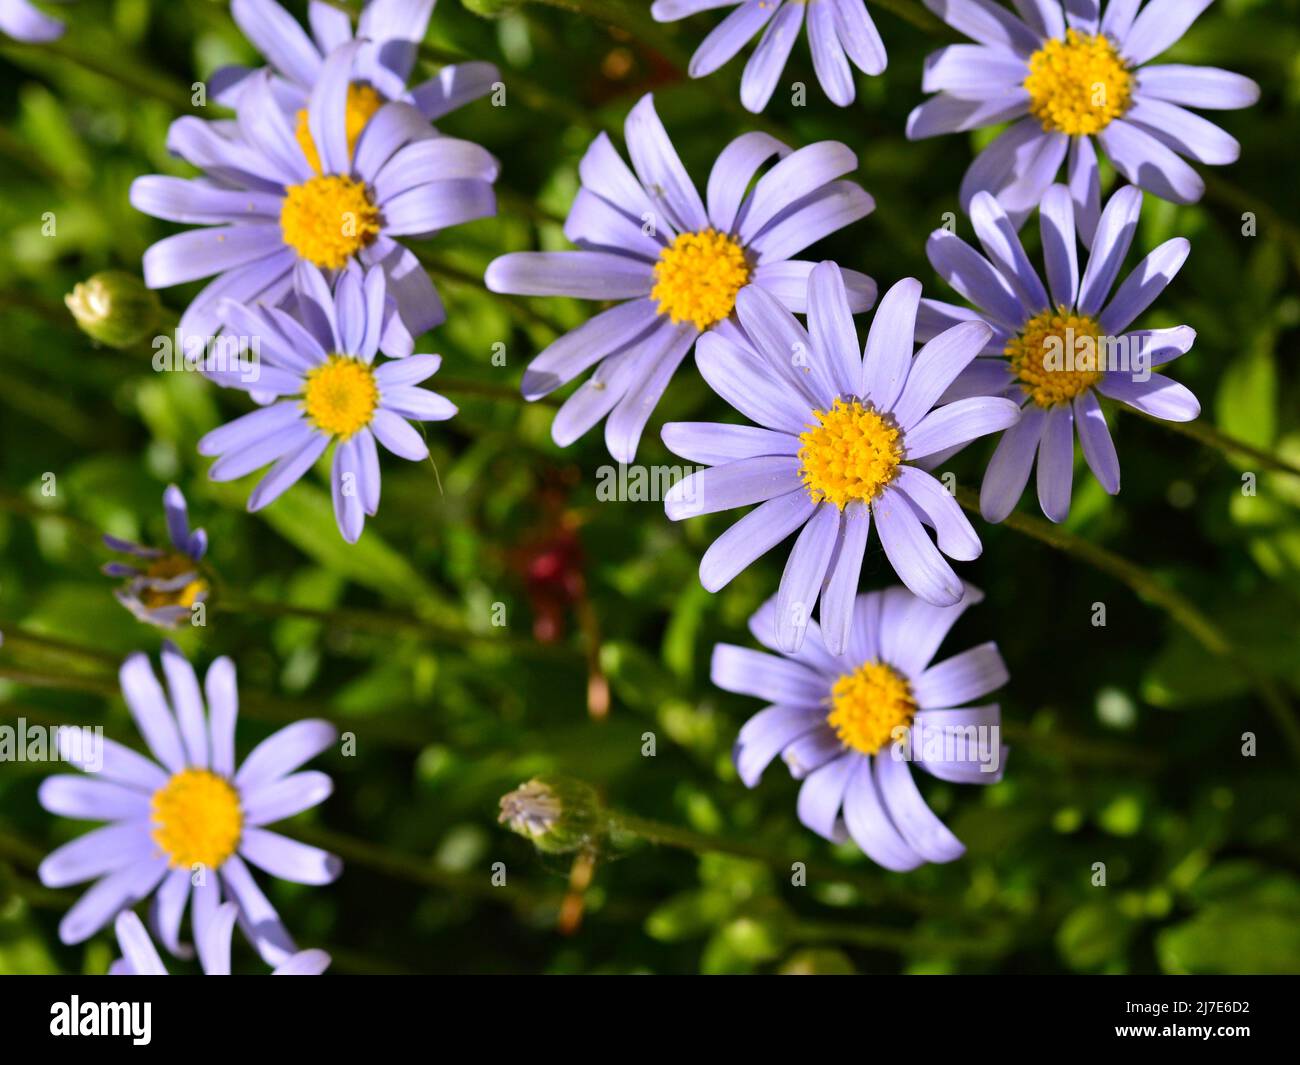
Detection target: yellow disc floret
<box><xmin>151</xmin><ymin>768</ymin><xmax>242</xmax><ymax>870</ymax></box>
<box><xmin>303</xmin><ymin>354</ymin><xmax>379</xmax><ymax>438</ymax></box>
<box><xmin>798</xmin><ymin>398</ymin><xmax>903</xmax><ymax>509</ymax></box>
<box><xmin>140</xmin><ymin>554</ymin><xmax>208</xmax><ymax>612</ymax></box>
<box><xmin>279</xmin><ymin>174</ymin><xmax>381</xmax><ymax>270</ymax></box>
<box><xmin>1006</xmin><ymin>305</ymin><xmax>1103</xmax><ymax>407</ymax></box>
<box><xmin>1024</xmin><ymin>29</ymin><xmax>1133</xmax><ymax>136</ymax></box>
<box><xmin>827</xmin><ymin>660</ymin><xmax>917</xmax><ymax>756</ymax></box>
<box><xmin>651</xmin><ymin>228</ymin><xmax>750</xmax><ymax>330</ymax></box>
<box><xmin>295</xmin><ymin>82</ymin><xmax>386</xmax><ymax>174</ymax></box>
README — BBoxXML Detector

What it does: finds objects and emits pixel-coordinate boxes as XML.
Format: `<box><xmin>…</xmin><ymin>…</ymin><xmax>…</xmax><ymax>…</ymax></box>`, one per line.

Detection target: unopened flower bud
<box><xmin>498</xmin><ymin>776</ymin><xmax>602</xmax><ymax>854</ymax></box>
<box><xmin>65</xmin><ymin>271</ymin><xmax>161</xmax><ymax>349</ymax></box>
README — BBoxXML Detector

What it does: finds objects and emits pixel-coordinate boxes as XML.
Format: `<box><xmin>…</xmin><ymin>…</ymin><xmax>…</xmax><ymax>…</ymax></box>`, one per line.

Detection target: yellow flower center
<box><xmin>294</xmin><ymin>82</ymin><xmax>386</xmax><ymax>175</ymax></box>
<box><xmin>651</xmin><ymin>228</ymin><xmax>750</xmax><ymax>330</ymax></box>
<box><xmin>1006</xmin><ymin>305</ymin><xmax>1104</xmax><ymax>407</ymax></box>
<box><xmin>797</xmin><ymin>397</ymin><xmax>903</xmax><ymax>509</ymax></box>
<box><xmin>140</xmin><ymin>554</ymin><xmax>207</xmax><ymax>612</ymax></box>
<box><xmin>827</xmin><ymin>660</ymin><xmax>917</xmax><ymax>756</ymax></box>
<box><xmin>279</xmin><ymin>174</ymin><xmax>381</xmax><ymax>270</ymax></box>
<box><xmin>303</xmin><ymin>354</ymin><xmax>379</xmax><ymax>438</ymax></box>
<box><xmin>151</xmin><ymin>768</ymin><xmax>242</xmax><ymax>870</ymax></box>
<box><xmin>1024</xmin><ymin>30</ymin><xmax>1133</xmax><ymax>136</ymax></box>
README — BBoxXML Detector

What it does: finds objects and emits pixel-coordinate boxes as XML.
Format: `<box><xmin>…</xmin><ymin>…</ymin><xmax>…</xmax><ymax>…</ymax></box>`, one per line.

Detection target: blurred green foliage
<box><xmin>1</xmin><ymin>0</ymin><xmax>1299</xmax><ymax>974</ymax></box>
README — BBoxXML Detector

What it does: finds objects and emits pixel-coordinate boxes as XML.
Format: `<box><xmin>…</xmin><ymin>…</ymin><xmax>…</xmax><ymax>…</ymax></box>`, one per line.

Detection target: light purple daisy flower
<box><xmin>485</xmin><ymin>93</ymin><xmax>876</xmax><ymax>462</ymax></box>
<box><xmin>0</xmin><ymin>0</ymin><xmax>65</xmax><ymax>41</ymax></box>
<box><xmin>908</xmin><ymin>0</ymin><xmax>1260</xmax><ymax>241</ymax></box>
<box><xmin>38</xmin><ymin>643</ymin><xmax>341</xmax><ymax>967</ymax></box>
<box><xmin>716</xmin><ymin>585</ymin><xmax>1008</xmax><ymax>870</ymax></box>
<box><xmin>197</xmin><ymin>261</ymin><xmax>456</xmax><ymax>543</ymax></box>
<box><xmin>112</xmin><ymin>904</ymin><xmax>330</xmax><ymax>975</ymax></box>
<box><xmin>651</xmin><ymin>0</ymin><xmax>888</xmax><ymax>112</ymax></box>
<box><xmin>212</xmin><ymin>0</ymin><xmax>498</xmax><ymax>124</ymax></box>
<box><xmin>102</xmin><ymin>485</ymin><xmax>209</xmax><ymax>630</ymax></box>
<box><xmin>922</xmin><ymin>184</ymin><xmax>1199</xmax><ymax>523</ymax></box>
<box><xmin>130</xmin><ymin>39</ymin><xmax>497</xmax><ymax>354</ymax></box>
<box><xmin>661</xmin><ymin>264</ymin><xmax>1018</xmax><ymax>652</ymax></box>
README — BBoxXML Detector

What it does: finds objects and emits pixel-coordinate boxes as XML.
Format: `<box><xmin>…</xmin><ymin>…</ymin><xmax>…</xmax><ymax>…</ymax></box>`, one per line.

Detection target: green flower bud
<box><xmin>498</xmin><ymin>776</ymin><xmax>603</xmax><ymax>855</ymax></box>
<box><xmin>65</xmin><ymin>271</ymin><xmax>161</xmax><ymax>349</ymax></box>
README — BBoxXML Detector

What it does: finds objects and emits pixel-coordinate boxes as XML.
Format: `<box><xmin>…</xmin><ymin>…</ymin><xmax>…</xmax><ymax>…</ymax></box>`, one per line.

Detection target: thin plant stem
<box><xmin>1122</xmin><ymin>407</ymin><xmax>1300</xmax><ymax>479</ymax></box>
<box><xmin>605</xmin><ymin>809</ymin><xmax>964</xmax><ymax>917</ymax></box>
<box><xmin>956</xmin><ymin>488</ymin><xmax>1300</xmax><ymax>764</ymax></box>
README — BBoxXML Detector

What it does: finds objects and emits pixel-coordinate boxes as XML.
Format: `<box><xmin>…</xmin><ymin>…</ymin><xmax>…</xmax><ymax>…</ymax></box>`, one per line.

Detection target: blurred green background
<box><xmin>1</xmin><ymin>0</ymin><xmax>1299</xmax><ymax>974</ymax></box>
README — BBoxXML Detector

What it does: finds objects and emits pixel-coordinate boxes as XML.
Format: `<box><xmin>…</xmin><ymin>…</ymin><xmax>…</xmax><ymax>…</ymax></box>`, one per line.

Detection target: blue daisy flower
<box><xmin>717</xmin><ymin>585</ymin><xmax>1008</xmax><ymax>871</ymax></box>
<box><xmin>652</xmin><ymin>0</ymin><xmax>888</xmax><ymax>112</ymax></box>
<box><xmin>102</xmin><ymin>485</ymin><xmax>210</xmax><ymax>629</ymax></box>
<box><xmin>198</xmin><ymin>261</ymin><xmax>456</xmax><ymax>543</ymax></box>
<box><xmin>908</xmin><ymin>0</ymin><xmax>1259</xmax><ymax>240</ymax></box>
<box><xmin>130</xmin><ymin>40</ymin><xmax>497</xmax><ymax>353</ymax></box>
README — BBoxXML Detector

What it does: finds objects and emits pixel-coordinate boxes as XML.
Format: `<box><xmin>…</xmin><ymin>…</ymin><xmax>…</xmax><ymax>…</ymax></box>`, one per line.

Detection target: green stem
<box><xmin>605</xmin><ymin>809</ymin><xmax>961</xmax><ymax>917</ymax></box>
<box><xmin>1124</xmin><ymin>408</ymin><xmax>1300</xmax><ymax>479</ymax></box>
<box><xmin>957</xmin><ymin>488</ymin><xmax>1300</xmax><ymax>764</ymax></box>
<box><xmin>0</xmin><ymin>39</ymin><xmax>205</xmax><ymax>115</ymax></box>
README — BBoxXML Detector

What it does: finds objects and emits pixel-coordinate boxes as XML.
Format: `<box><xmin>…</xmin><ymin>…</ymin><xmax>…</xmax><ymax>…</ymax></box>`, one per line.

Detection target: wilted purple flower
<box><xmin>198</xmin><ymin>261</ymin><xmax>456</xmax><ymax>543</ymax></box>
<box><xmin>661</xmin><ymin>264</ymin><xmax>1017</xmax><ymax>652</ymax></box>
<box><xmin>0</xmin><ymin>0</ymin><xmax>64</xmax><ymax>40</ymax></box>
<box><xmin>212</xmin><ymin>0</ymin><xmax>498</xmax><ymax>124</ymax></box>
<box><xmin>651</xmin><ymin>0</ymin><xmax>887</xmax><ymax>112</ymax></box>
<box><xmin>922</xmin><ymin>184</ymin><xmax>1198</xmax><ymax>523</ymax></box>
<box><xmin>908</xmin><ymin>0</ymin><xmax>1259</xmax><ymax>240</ymax></box>
<box><xmin>486</xmin><ymin>93</ymin><xmax>876</xmax><ymax>461</ymax></box>
<box><xmin>113</xmin><ymin>904</ymin><xmax>330</xmax><ymax>975</ymax></box>
<box><xmin>38</xmin><ymin>643</ymin><xmax>340</xmax><ymax>967</ymax></box>
<box><xmin>716</xmin><ymin>586</ymin><xmax>1008</xmax><ymax>870</ymax></box>
<box><xmin>130</xmin><ymin>41</ymin><xmax>497</xmax><ymax>353</ymax></box>
<box><xmin>103</xmin><ymin>485</ymin><xmax>209</xmax><ymax>629</ymax></box>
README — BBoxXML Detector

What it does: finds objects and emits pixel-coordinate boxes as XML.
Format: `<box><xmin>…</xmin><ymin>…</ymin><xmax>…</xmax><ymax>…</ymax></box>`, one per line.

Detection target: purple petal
<box><xmin>1098</xmin><ymin>372</ymin><xmax>1200</xmax><ymax>422</ymax></box>
<box><xmin>235</xmin><ymin>719</ymin><xmax>336</xmax><ymax>791</ymax></box>
<box><xmin>1099</xmin><ymin>237</ymin><xmax>1190</xmax><ymax>335</ymax></box>
<box><xmin>624</xmin><ymin>94</ymin><xmax>708</xmax><ymax>233</ymax></box>
<box><xmin>872</xmin><ymin>487</ymin><xmax>963</xmax><ymax>606</ymax></box>
<box><xmin>904</xmin><ymin>395</ymin><xmax>1021</xmax><ymax>459</ymax></box>
<box><xmin>1035</xmin><ymin>401</ymin><xmax>1075</xmax><ymax>523</ymax></box>
<box><xmin>740</xmin><ymin>2</ymin><xmax>804</xmax><ymax>113</ymax></box>
<box><xmin>912</xmin><ymin>641</ymin><xmax>1008</xmax><ymax>708</ymax></box>
<box><xmin>1074</xmin><ymin>389</ymin><xmax>1120</xmax><ymax>494</ymax></box>
<box><xmin>1121</xmin><ymin>0</ymin><xmax>1214</xmax><ymax>66</ymax></box>
<box><xmin>1097</xmin><ymin>120</ymin><xmax>1204</xmax><ymax>205</ymax></box>
<box><xmin>689</xmin><ymin>0</ymin><xmax>776</xmax><ymax>78</ymax></box>
<box><xmin>979</xmin><ymin>402</ymin><xmax>1044</xmax><ymax>522</ymax></box>
<box><xmin>59</xmin><ymin>854</ymin><xmax>168</xmax><ymax>945</ymax></box>
<box><xmin>734</xmin><ymin>704</ymin><xmax>826</xmax><ymax>788</ymax></box>
<box><xmin>120</xmin><ymin>653</ymin><xmax>188</xmax><ymax>774</ymax></box>
<box><xmin>926</xmin><ymin>229</ymin><xmax>1024</xmax><ymax>330</ymax></box>
<box><xmin>485</xmin><ymin>251</ymin><xmax>652</xmax><ymax>300</ymax></box>
<box><xmin>1039</xmin><ymin>183</ymin><xmax>1079</xmax><ymax>308</ymax></box>
<box><xmin>711</xmin><ymin>644</ymin><xmax>827</xmax><ymax>706</ymax></box>
<box><xmin>664</xmin><ymin>455</ymin><xmax>803</xmax><ymax>520</ymax></box>
<box><xmin>892</xmin><ymin>321</ymin><xmax>994</xmax><ymax>429</ymax></box>
<box><xmin>662</xmin><ymin>422</ymin><xmax>799</xmax><ymax>465</ymax></box>
<box><xmin>1136</xmin><ymin>65</ymin><xmax>1260</xmax><ymax>110</ymax></box>
<box><xmin>892</xmin><ymin>465</ymin><xmax>981</xmax><ymax>562</ymax></box>
<box><xmin>875</xmin><ymin>753</ymin><xmax>965</xmax><ymax>862</ymax></box>
<box><xmin>698</xmin><ymin>489</ymin><xmax>817</xmax><ymax>592</ymax></box>
<box><xmin>841</xmin><ymin>756</ymin><xmax>923</xmax><ymax>871</ymax></box>
<box><xmin>1077</xmin><ymin>184</ymin><xmax>1143</xmax><ymax>315</ymax></box>
<box><xmin>969</xmin><ymin>191</ymin><xmax>1048</xmax><ymax>313</ymax></box>
<box><xmin>775</xmin><ymin>503</ymin><xmax>840</xmax><ymax>651</ymax></box>
<box><xmin>808</xmin><ymin>0</ymin><xmax>855</xmax><ymax>105</ymax></box>
<box><xmin>707</xmin><ymin>130</ymin><xmax>789</xmax><ymax>233</ymax></box>
<box><xmin>797</xmin><ymin>753</ymin><xmax>856</xmax><ymax>841</ymax></box>
<box><xmin>833</xmin><ymin>0</ymin><xmax>887</xmax><ymax>75</ymax></box>
<box><xmin>818</xmin><ymin>502</ymin><xmax>871</xmax><ymax>655</ymax></box>
<box><xmin>860</xmin><ymin>277</ymin><xmax>921</xmax><ymax>411</ymax></box>
<box><xmin>239</xmin><ymin>828</ymin><xmax>342</xmax><ymax>885</ymax></box>
<box><xmin>1125</xmin><ymin>98</ymin><xmax>1239</xmax><ymax>166</ymax></box>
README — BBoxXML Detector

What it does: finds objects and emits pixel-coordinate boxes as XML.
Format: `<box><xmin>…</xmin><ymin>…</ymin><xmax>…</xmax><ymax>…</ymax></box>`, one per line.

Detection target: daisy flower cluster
<box><xmin>25</xmin><ymin>0</ymin><xmax>1261</xmax><ymax>973</ymax></box>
